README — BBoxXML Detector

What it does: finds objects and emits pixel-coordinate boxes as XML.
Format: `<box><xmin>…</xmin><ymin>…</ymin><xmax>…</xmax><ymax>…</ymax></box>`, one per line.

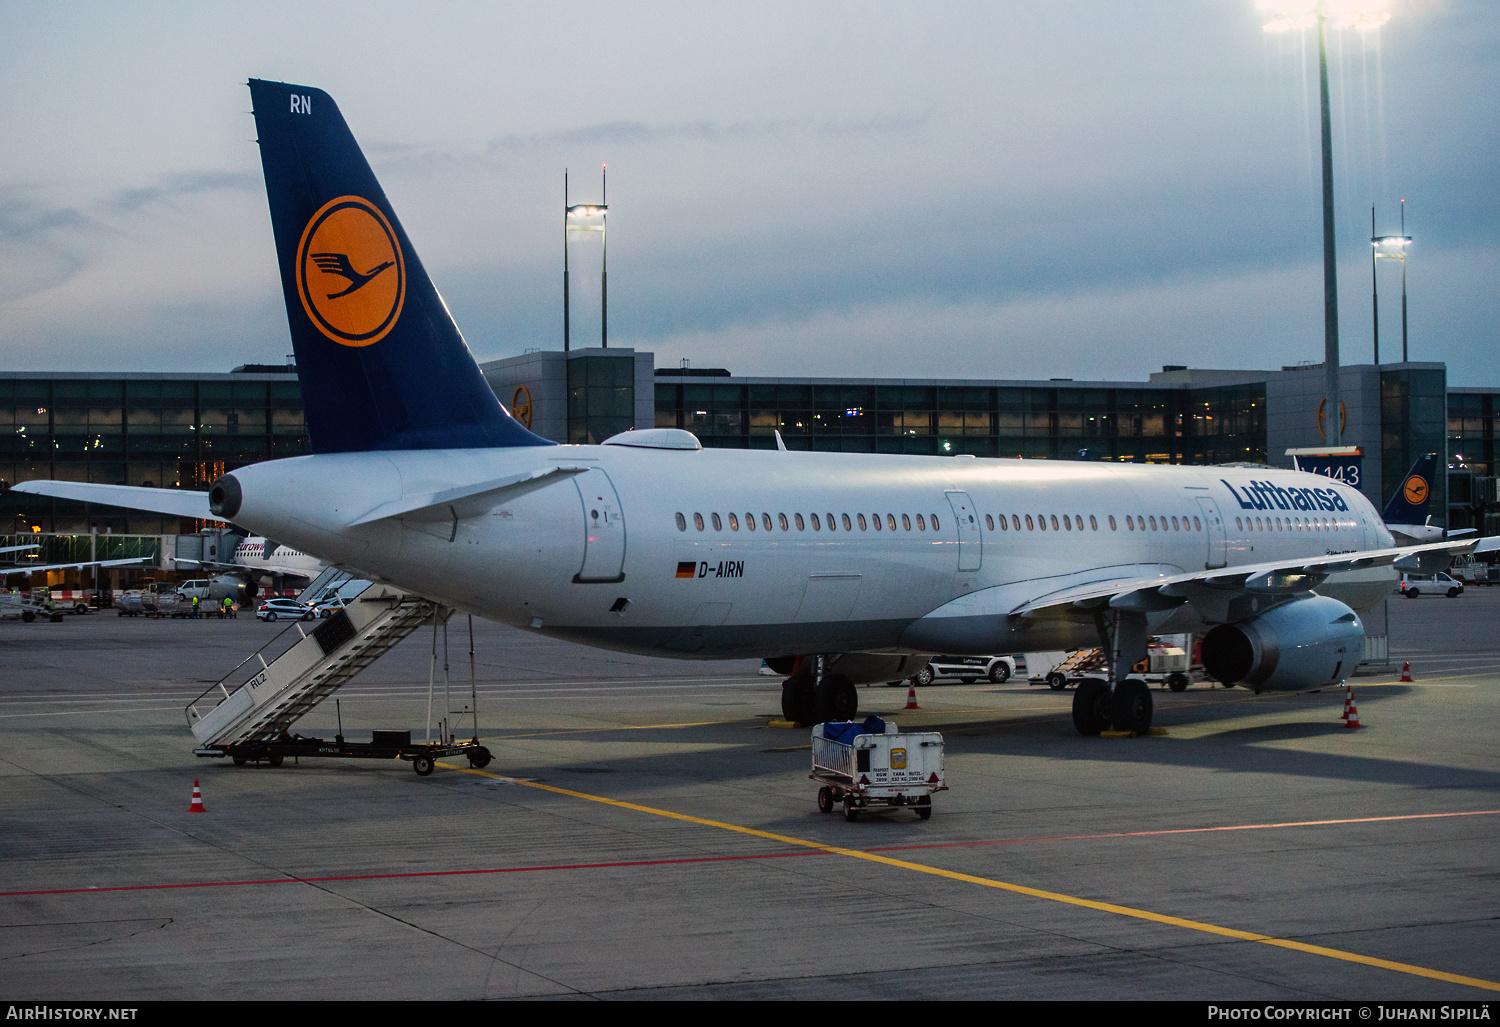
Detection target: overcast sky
<box><xmin>1</xmin><ymin>1</ymin><xmax>1495</xmax><ymax>386</ymax></box>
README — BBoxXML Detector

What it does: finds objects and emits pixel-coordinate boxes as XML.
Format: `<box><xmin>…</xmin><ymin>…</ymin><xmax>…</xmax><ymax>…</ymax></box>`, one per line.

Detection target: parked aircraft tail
<box><xmin>248</xmin><ymin>79</ymin><xmax>551</xmax><ymax>454</ymax></box>
<box><xmin>1381</xmin><ymin>453</ymin><xmax>1438</xmax><ymax>526</ymax></box>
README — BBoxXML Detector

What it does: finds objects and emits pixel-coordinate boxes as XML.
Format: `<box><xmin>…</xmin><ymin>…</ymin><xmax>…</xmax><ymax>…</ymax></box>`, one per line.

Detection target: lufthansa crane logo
<box><xmin>1403</xmin><ymin>474</ymin><xmax>1429</xmax><ymax>505</ymax></box>
<box><xmin>296</xmin><ymin>195</ymin><xmax>405</xmax><ymax>347</ymax></box>
<box><xmin>511</xmin><ymin>385</ymin><xmax>533</xmax><ymax>429</ymax></box>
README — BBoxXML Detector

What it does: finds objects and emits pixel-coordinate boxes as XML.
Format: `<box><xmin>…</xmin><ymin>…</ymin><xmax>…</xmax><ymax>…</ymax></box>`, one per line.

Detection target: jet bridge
<box><xmin>186</xmin><ymin>580</ymin><xmax>491</xmax><ymax>775</ymax></box>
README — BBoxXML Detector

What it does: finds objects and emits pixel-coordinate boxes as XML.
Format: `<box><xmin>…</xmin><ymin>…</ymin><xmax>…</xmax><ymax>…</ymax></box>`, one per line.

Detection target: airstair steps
<box><xmin>186</xmin><ymin>582</ymin><xmax>449</xmax><ymax>748</ymax></box>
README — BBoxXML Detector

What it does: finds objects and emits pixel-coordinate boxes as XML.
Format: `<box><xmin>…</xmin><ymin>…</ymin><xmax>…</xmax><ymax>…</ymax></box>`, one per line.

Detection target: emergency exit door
<box><xmin>573</xmin><ymin>469</ymin><xmax>626</xmax><ymax>583</ymax></box>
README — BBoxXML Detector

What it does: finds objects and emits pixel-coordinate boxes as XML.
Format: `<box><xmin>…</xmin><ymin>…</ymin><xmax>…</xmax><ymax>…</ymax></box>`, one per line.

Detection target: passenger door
<box><xmin>945</xmin><ymin>491</ymin><xmax>982</xmax><ymax>572</ymax></box>
<box><xmin>573</xmin><ymin>469</ymin><xmax>626</xmax><ymax>583</ymax></box>
<box><xmin>1196</xmin><ymin>496</ymin><xmax>1227</xmax><ymax>569</ymax></box>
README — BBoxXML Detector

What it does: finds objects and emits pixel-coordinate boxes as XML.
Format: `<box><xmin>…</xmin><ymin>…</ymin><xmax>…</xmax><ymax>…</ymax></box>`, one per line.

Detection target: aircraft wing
<box><xmin>1</xmin><ymin>557</ymin><xmax>150</xmax><ymax>578</ymax></box>
<box><xmin>1013</xmin><ymin>536</ymin><xmax>1500</xmax><ymax>617</ymax></box>
<box><xmin>0</xmin><ymin>544</ymin><xmax>39</xmax><ymax>555</ymax></box>
<box><xmin>347</xmin><ymin>465</ymin><xmax>591</xmax><ymax>526</ymax></box>
<box><xmin>9</xmin><ymin>481</ymin><xmax>218</xmax><ymax>521</ymax></box>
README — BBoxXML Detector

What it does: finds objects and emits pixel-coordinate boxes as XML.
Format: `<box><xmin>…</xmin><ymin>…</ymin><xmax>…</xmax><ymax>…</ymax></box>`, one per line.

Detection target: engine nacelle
<box><xmin>208</xmin><ymin>575</ymin><xmax>257</xmax><ymax>603</ymax></box>
<box><xmin>1201</xmin><ymin>595</ymin><xmax>1363</xmax><ymax>691</ymax></box>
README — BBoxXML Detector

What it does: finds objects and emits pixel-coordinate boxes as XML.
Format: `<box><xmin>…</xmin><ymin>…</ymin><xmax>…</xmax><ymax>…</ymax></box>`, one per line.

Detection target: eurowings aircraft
<box><xmin>174</xmin><ymin>535</ymin><xmax>325</xmax><ymax>601</ymax></box>
<box><xmin>15</xmin><ymin>80</ymin><xmax>1494</xmax><ymax>737</ymax></box>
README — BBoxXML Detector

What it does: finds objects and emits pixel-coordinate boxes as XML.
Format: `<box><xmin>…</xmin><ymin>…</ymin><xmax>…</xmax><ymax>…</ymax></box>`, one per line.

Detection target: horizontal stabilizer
<box><xmin>9</xmin><ymin>481</ymin><xmax>218</xmax><ymax>521</ymax></box>
<box><xmin>348</xmin><ymin>466</ymin><xmax>590</xmax><ymax>526</ymax></box>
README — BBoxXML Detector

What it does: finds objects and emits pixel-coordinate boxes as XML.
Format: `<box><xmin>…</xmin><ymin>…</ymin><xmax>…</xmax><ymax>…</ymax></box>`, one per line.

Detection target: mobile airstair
<box><xmin>186</xmin><ymin>579</ymin><xmax>491</xmax><ymax>775</ymax></box>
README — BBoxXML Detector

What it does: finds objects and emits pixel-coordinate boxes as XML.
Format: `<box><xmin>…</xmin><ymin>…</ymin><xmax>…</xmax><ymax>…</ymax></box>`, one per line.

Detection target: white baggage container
<box><xmin>810</xmin><ymin>716</ymin><xmax>946</xmax><ymax>821</ymax></box>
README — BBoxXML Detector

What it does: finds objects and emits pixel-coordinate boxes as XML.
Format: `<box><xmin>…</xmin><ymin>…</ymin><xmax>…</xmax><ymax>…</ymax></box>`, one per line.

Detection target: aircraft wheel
<box><xmin>817</xmin><ymin>786</ymin><xmax>835</xmax><ymax>814</ymax></box>
<box><xmin>780</xmin><ymin>674</ymin><xmax>816</xmax><ymax>725</ymax></box>
<box><xmin>1112</xmin><ymin>679</ymin><xmax>1153</xmax><ymax>734</ymax></box>
<box><xmin>1071</xmin><ymin>678</ymin><xmax>1111</xmax><ymax>736</ymax></box>
<box><xmin>816</xmin><ymin>674</ymin><xmax>858</xmax><ymax>723</ymax></box>
<box><xmin>1047</xmin><ymin>671</ymin><xmax>1068</xmax><ymax>690</ymax></box>
<box><xmin>912</xmin><ymin>665</ymin><xmax>935</xmax><ymax>687</ymax></box>
<box><xmin>413</xmin><ymin>755</ymin><xmax>435</xmax><ymax>777</ymax></box>
<box><xmin>988</xmin><ymin>663</ymin><xmax>1011</xmax><ymax>683</ymax></box>
<box><xmin>1166</xmin><ymin>672</ymin><xmax>1190</xmax><ymax>692</ymax></box>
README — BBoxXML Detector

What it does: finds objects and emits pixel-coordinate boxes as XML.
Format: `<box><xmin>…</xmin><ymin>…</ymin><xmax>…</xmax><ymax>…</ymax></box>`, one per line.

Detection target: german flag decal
<box><xmin>676</xmin><ymin>561</ymin><xmax>696</xmax><ymax>579</ymax></box>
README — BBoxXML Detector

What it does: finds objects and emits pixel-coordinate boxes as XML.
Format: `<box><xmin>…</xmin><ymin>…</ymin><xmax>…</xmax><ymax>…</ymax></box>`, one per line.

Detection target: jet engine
<box><xmin>208</xmin><ymin>575</ymin><xmax>258</xmax><ymax>604</ymax></box>
<box><xmin>1200</xmin><ymin>595</ymin><xmax>1363</xmax><ymax>692</ymax></box>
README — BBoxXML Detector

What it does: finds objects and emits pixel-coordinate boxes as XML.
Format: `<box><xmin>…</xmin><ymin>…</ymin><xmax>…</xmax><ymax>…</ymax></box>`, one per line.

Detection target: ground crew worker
<box><xmin>191</xmin><ymin>594</ymin><xmax>200</xmax><ymax>619</ymax></box>
<box><xmin>223</xmin><ymin>596</ymin><xmax>235</xmax><ymax>619</ymax></box>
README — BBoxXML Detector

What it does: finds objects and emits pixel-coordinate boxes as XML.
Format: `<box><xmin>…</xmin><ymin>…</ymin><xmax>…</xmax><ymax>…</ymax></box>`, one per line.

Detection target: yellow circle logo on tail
<box><xmin>511</xmin><ymin>385</ymin><xmax>533</xmax><ymax>428</ymax></box>
<box><xmin>296</xmin><ymin>196</ymin><xmax>405</xmax><ymax>347</ymax></box>
<box><xmin>1403</xmin><ymin>475</ymin><xmax>1429</xmax><ymax>505</ymax></box>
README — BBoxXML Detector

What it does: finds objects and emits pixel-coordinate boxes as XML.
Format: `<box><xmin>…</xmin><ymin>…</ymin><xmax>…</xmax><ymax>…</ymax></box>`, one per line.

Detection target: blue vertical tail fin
<box><xmin>248</xmin><ymin>79</ymin><xmax>551</xmax><ymax>453</ymax></box>
<box><xmin>1382</xmin><ymin>453</ymin><xmax>1438</xmax><ymax>525</ymax></box>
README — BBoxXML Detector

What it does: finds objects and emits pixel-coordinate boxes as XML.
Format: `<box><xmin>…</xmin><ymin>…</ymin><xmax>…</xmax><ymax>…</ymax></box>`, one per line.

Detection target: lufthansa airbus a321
<box><xmin>17</xmin><ymin>80</ymin><xmax>1492</xmax><ymax>737</ymax></box>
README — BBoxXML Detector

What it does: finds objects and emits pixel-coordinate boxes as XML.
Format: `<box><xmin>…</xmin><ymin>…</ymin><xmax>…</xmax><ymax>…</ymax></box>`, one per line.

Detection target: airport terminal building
<box><xmin>1</xmin><ymin>352</ymin><xmax>1496</xmax><ymax>578</ymax></box>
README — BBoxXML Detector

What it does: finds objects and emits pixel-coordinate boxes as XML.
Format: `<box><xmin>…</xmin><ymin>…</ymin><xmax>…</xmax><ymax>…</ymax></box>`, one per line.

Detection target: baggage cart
<box><xmin>810</xmin><ymin>715</ymin><xmax>945</xmax><ymax>821</ymax></box>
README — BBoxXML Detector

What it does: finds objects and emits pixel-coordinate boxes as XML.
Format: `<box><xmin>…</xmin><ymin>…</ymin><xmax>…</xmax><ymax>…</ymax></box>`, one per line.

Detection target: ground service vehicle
<box><xmin>16</xmin><ymin>80</ymin><xmax>1498</xmax><ymax>739</ymax></box>
<box><xmin>258</xmin><ymin>598</ymin><xmax>315</xmax><ymax>622</ymax></box>
<box><xmin>1399</xmin><ymin>572</ymin><xmax>1463</xmax><ymax>598</ymax></box>
<box><xmin>915</xmin><ymin>655</ymin><xmax>1016</xmax><ymax>685</ymax></box>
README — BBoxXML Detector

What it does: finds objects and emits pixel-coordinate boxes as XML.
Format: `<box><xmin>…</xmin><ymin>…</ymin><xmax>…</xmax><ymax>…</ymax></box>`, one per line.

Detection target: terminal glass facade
<box><xmin>1380</xmin><ymin>367</ymin><xmax>1447</xmax><ymax>522</ymax></box>
<box><xmin>656</xmin><ymin>380</ymin><xmax>1267</xmax><ymax>465</ymax></box>
<box><xmin>0</xmin><ymin>375</ymin><xmax>306</xmax><ymax>535</ymax></box>
<box><xmin>567</xmin><ymin>355</ymin><xmax>635</xmax><ymax>444</ymax></box>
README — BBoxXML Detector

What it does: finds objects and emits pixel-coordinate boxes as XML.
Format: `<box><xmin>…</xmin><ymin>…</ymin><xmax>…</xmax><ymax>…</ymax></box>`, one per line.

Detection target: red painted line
<box><xmin>0</xmin><ymin>850</ymin><xmax>830</xmax><ymax>898</ymax></box>
<box><xmin>5</xmin><ymin>809</ymin><xmax>1494</xmax><ymax>900</ymax></box>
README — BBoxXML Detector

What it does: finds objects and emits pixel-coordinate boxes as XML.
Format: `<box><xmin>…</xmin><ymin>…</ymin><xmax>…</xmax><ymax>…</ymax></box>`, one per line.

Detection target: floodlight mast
<box><xmin>563</xmin><ymin>167</ymin><xmax>609</xmax><ymax>350</ymax></box>
<box><xmin>1261</xmin><ymin>1</ymin><xmax>1392</xmax><ymax>444</ymax></box>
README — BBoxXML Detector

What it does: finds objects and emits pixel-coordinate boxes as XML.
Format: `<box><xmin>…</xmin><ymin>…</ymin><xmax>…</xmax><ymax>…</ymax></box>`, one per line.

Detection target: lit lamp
<box><xmin>563</xmin><ymin>166</ymin><xmax>608</xmax><ymax>351</ymax></box>
<box><xmin>1371</xmin><ymin>202</ymin><xmax>1411</xmax><ymax>363</ymax></box>
<box><xmin>1259</xmin><ymin>0</ymin><xmax>1392</xmax><ymax>444</ymax></box>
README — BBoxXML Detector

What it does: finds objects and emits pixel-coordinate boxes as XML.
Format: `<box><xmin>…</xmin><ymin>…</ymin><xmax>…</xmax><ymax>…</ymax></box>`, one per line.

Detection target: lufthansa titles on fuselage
<box><xmin>1222</xmin><ymin>479</ymin><xmax>1349</xmax><ymax>514</ymax></box>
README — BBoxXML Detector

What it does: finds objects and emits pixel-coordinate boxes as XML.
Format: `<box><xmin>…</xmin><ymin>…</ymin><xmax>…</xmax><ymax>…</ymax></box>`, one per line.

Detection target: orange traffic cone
<box><xmin>1344</xmin><ymin>690</ymin><xmax>1364</xmax><ymax>730</ymax></box>
<box><xmin>188</xmin><ymin>780</ymin><xmax>207</xmax><ymax>813</ymax></box>
<box><xmin>1399</xmin><ymin>661</ymin><xmax>1413</xmax><ymax>683</ymax></box>
<box><xmin>1340</xmin><ymin>684</ymin><xmax>1353</xmax><ymax>722</ymax></box>
<box><xmin>904</xmin><ymin>684</ymin><xmax>921</xmax><ymax>710</ymax></box>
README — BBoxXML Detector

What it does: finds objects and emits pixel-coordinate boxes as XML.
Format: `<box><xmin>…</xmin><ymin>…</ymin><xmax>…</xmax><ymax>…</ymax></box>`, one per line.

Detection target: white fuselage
<box><xmin>223</xmin><ymin>447</ymin><xmax>1397</xmax><ymax>659</ymax></box>
<box><xmin>232</xmin><ymin>537</ymin><xmax>324</xmax><ymax>582</ymax></box>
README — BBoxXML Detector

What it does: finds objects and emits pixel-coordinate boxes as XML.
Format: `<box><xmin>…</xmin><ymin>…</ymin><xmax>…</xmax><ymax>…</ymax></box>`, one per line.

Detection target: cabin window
<box><xmin>1149</xmin><ymin>516</ymin><xmax>1157</xmax><ymax>530</ymax></box>
<box><xmin>811</xmin><ymin>513</ymin><xmax>821</xmax><ymax>531</ymax></box>
<box><xmin>1089</xmin><ymin>515</ymin><xmax>1098</xmax><ymax>531</ymax></box>
<box><xmin>778</xmin><ymin>513</ymin><xmax>789</xmax><ymax>531</ymax></box>
<box><xmin>886</xmin><ymin>514</ymin><xmax>896</xmax><ymax>531</ymax></box>
<box><xmin>903</xmin><ymin>514</ymin><xmax>912</xmax><ymax>531</ymax></box>
<box><xmin>871</xmin><ymin>513</ymin><xmax>882</xmax><ymax>531</ymax></box>
<box><xmin>712</xmin><ymin>513</ymin><xmax>722</xmax><ymax>531</ymax></box>
<box><xmin>1171</xmin><ymin>516</ymin><xmax>1179</xmax><ymax>530</ymax></box>
<box><xmin>729</xmin><ymin>512</ymin><xmax>739</xmax><ymax>531</ymax></box>
<box><xmin>763</xmin><ymin>513</ymin><xmax>774</xmax><ymax>532</ymax></box>
<box><xmin>1050</xmin><ymin>515</ymin><xmax>1060</xmax><ymax>531</ymax></box>
<box><xmin>1025</xmin><ymin>514</ymin><xmax>1034</xmax><ymax>530</ymax></box>
<box><xmin>693</xmin><ymin>513</ymin><xmax>705</xmax><ymax>531</ymax></box>
<box><xmin>858</xmin><ymin>513</ymin><xmax>868</xmax><ymax>531</ymax></box>
<box><xmin>795</xmin><ymin>513</ymin><xmax>805</xmax><ymax>531</ymax></box>
<box><xmin>1193</xmin><ymin>516</ymin><xmax>1202</xmax><ymax>531</ymax></box>
<box><xmin>984</xmin><ymin>514</ymin><xmax>993</xmax><ymax>531</ymax></box>
<box><xmin>932</xmin><ymin>514</ymin><xmax>940</xmax><ymax>530</ymax></box>
<box><xmin>1108</xmin><ymin>515</ymin><xmax>1116</xmax><ymax>530</ymax></box>
<box><xmin>746</xmin><ymin>512</ymin><xmax>756</xmax><ymax>531</ymax></box>
<box><xmin>1061</xmin><ymin>515</ymin><xmax>1070</xmax><ymax>531</ymax></box>
<box><xmin>675</xmin><ymin>512</ymin><xmax>686</xmax><ymax>531</ymax></box>
<box><xmin>917</xmin><ymin>513</ymin><xmax>926</xmax><ymax>530</ymax></box>
<box><xmin>1125</xmin><ymin>516</ymin><xmax>1133</xmax><ymax>530</ymax></box>
<box><xmin>842</xmin><ymin>514</ymin><xmax>852</xmax><ymax>531</ymax></box>
<box><xmin>827</xmin><ymin>512</ymin><xmax>837</xmax><ymax>531</ymax></box>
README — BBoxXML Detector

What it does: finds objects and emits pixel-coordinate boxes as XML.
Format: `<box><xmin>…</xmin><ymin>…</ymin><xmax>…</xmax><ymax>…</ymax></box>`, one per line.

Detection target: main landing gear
<box><xmin>780</xmin><ymin>656</ymin><xmax>859</xmax><ymax>726</ymax></box>
<box><xmin>1070</xmin><ymin>610</ymin><xmax>1154</xmax><ymax>736</ymax></box>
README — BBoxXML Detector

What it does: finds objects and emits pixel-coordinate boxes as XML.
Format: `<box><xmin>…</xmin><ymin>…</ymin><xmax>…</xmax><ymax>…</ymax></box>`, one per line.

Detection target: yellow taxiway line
<box><xmin>447</xmin><ymin>761</ymin><xmax>1500</xmax><ymax>994</ymax></box>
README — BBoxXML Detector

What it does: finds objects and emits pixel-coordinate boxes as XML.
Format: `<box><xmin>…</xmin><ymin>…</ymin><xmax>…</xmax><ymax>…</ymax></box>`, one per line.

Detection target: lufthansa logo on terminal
<box><xmin>296</xmin><ymin>195</ymin><xmax>405</xmax><ymax>347</ymax></box>
<box><xmin>1403</xmin><ymin>474</ymin><xmax>1429</xmax><ymax>505</ymax></box>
